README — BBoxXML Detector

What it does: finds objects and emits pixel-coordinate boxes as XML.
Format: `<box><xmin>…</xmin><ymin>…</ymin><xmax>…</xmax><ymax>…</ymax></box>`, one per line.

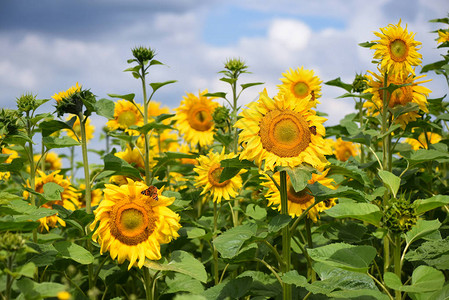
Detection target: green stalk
<box><xmin>25</xmin><ymin>111</ymin><xmax>37</xmax><ymax>243</ymax></box>
<box><xmin>70</xmin><ymin>146</ymin><xmax>75</xmax><ymax>181</ymax></box>
<box><xmin>394</xmin><ymin>234</ymin><xmax>402</xmax><ymax>300</ymax></box>
<box><xmin>280</xmin><ymin>170</ymin><xmax>291</xmax><ymax>300</ymax></box>
<box><xmin>213</xmin><ymin>201</ymin><xmax>219</xmax><ymax>285</ymax></box>
<box><xmin>143</xmin><ymin>268</ymin><xmax>154</xmax><ymax>300</ymax></box>
<box><xmin>359</xmin><ymin>97</ymin><xmax>365</xmax><ymax>164</ymax></box>
<box><xmin>78</xmin><ymin>113</ymin><xmax>92</xmax><ymax>214</ymax></box>
<box><xmin>5</xmin><ymin>256</ymin><xmax>13</xmax><ymax>300</ymax></box>
<box><xmin>140</xmin><ymin>66</ymin><xmax>151</xmax><ymax>186</ymax></box>
<box><xmin>304</xmin><ymin>218</ymin><xmax>316</xmax><ymax>282</ymax></box>
<box><xmin>230</xmin><ymin>72</ymin><xmax>240</xmax><ymax>226</ymax></box>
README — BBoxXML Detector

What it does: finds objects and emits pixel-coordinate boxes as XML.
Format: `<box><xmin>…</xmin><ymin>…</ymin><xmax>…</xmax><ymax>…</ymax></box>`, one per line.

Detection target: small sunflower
<box><xmin>235</xmin><ymin>90</ymin><xmax>331</xmax><ymax>171</ymax></box>
<box><xmin>107</xmin><ymin>100</ymin><xmax>144</xmax><ymax>135</ymax></box>
<box><xmin>371</xmin><ymin>20</ymin><xmax>422</xmax><ymax>75</ymax></box>
<box><xmin>363</xmin><ymin>70</ymin><xmax>431</xmax><ymax>127</ymax></box>
<box><xmin>278</xmin><ymin>66</ymin><xmax>322</xmax><ymax>103</ymax></box>
<box><xmin>90</xmin><ymin>179</ymin><xmax>181</xmax><ymax>269</ymax></box>
<box><xmin>78</xmin><ymin>183</ymin><xmax>103</xmax><ymax>207</ymax></box>
<box><xmin>0</xmin><ymin>147</ymin><xmax>19</xmax><ymax>181</ymax></box>
<box><xmin>194</xmin><ymin>149</ymin><xmax>245</xmax><ymax>203</ymax></box>
<box><xmin>52</xmin><ymin>83</ymin><xmax>81</xmax><ymax>103</ymax></box>
<box><xmin>173</xmin><ymin>90</ymin><xmax>219</xmax><ymax>147</ymax></box>
<box><xmin>114</xmin><ymin>146</ymin><xmax>146</xmax><ymax>170</ymax></box>
<box><xmin>262</xmin><ymin>168</ymin><xmax>337</xmax><ymax>222</ymax></box>
<box><xmin>405</xmin><ymin>131</ymin><xmax>442</xmax><ymax>150</ymax></box>
<box><xmin>437</xmin><ymin>29</ymin><xmax>449</xmax><ymax>45</ymax></box>
<box><xmin>65</xmin><ymin>116</ymin><xmax>95</xmax><ymax>142</ymax></box>
<box><xmin>23</xmin><ymin>170</ymin><xmax>79</xmax><ymax>232</ymax></box>
<box><xmin>34</xmin><ymin>151</ymin><xmax>63</xmax><ymax>171</ymax></box>
<box><xmin>333</xmin><ymin>138</ymin><xmax>359</xmax><ymax>162</ymax></box>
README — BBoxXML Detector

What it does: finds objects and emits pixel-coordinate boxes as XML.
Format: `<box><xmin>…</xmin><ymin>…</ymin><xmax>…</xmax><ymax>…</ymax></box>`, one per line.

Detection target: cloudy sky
<box><xmin>1</xmin><ymin>0</ymin><xmax>448</xmax><ymax>151</ymax></box>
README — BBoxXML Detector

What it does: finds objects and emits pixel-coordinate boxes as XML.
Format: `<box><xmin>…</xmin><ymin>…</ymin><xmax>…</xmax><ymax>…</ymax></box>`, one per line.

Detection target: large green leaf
<box><xmin>95</xmin><ymin>98</ymin><xmax>115</xmax><ymax>119</ymax></box>
<box><xmin>413</xmin><ymin>195</ymin><xmax>449</xmax><ymax>215</ymax></box>
<box><xmin>308</xmin><ymin>243</ymin><xmax>377</xmax><ymax>273</ymax></box>
<box><xmin>279</xmin><ymin>166</ymin><xmax>312</xmax><ymax>192</ymax></box>
<box><xmin>213</xmin><ymin>223</ymin><xmax>257</xmax><ymax>259</ymax></box>
<box><xmin>145</xmin><ymin>250</ymin><xmax>207</xmax><ymax>283</ymax></box>
<box><xmin>407</xmin><ymin>149</ymin><xmax>449</xmax><ymax>164</ymax></box>
<box><xmin>53</xmin><ymin>241</ymin><xmax>94</xmax><ymax>264</ymax></box>
<box><xmin>308</xmin><ymin>182</ymin><xmax>366</xmax><ymax>202</ymax></box>
<box><xmin>245</xmin><ymin>204</ymin><xmax>267</xmax><ymax>221</ymax></box>
<box><xmin>325</xmin><ymin>77</ymin><xmax>353</xmax><ymax>93</ymax></box>
<box><xmin>149</xmin><ymin>80</ymin><xmax>177</xmax><ymax>94</ymax></box>
<box><xmin>405</xmin><ymin>237</ymin><xmax>449</xmax><ymax>270</ymax></box>
<box><xmin>107</xmin><ymin>93</ymin><xmax>135</xmax><ymax>102</ymax></box>
<box><xmin>378</xmin><ymin>170</ymin><xmax>400</xmax><ymax>198</ymax></box>
<box><xmin>202</xmin><ymin>276</ymin><xmax>252</xmax><ymax>300</ymax></box>
<box><xmin>384</xmin><ymin>265</ymin><xmax>445</xmax><ymax>293</ymax></box>
<box><xmin>43</xmin><ymin>136</ymin><xmax>80</xmax><ymax>149</ymax></box>
<box><xmin>103</xmin><ymin>152</ymin><xmax>143</xmax><ymax>180</ymax></box>
<box><xmin>42</xmin><ymin>182</ymin><xmax>64</xmax><ymax>201</ymax></box>
<box><xmin>268</xmin><ymin>214</ymin><xmax>292</xmax><ymax>232</ymax></box>
<box><xmin>39</xmin><ymin>118</ymin><xmax>76</xmax><ymax>137</ymax></box>
<box><xmin>405</xmin><ymin>219</ymin><xmax>441</xmax><ymax>245</ymax></box>
<box><xmin>324</xmin><ymin>202</ymin><xmax>382</xmax><ymax>226</ymax></box>
<box><xmin>165</xmin><ymin>273</ymin><xmax>204</xmax><ymax>295</ymax></box>
<box><xmin>16</xmin><ymin>277</ymin><xmax>66</xmax><ymax>298</ymax></box>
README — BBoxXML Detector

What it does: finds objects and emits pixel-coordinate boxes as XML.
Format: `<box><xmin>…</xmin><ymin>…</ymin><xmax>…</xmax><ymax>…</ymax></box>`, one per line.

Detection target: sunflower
<box><xmin>114</xmin><ymin>146</ymin><xmax>146</xmax><ymax>170</ymax></box>
<box><xmin>90</xmin><ymin>179</ymin><xmax>181</xmax><ymax>269</ymax></box>
<box><xmin>0</xmin><ymin>147</ymin><xmax>19</xmax><ymax>181</ymax></box>
<box><xmin>235</xmin><ymin>90</ymin><xmax>331</xmax><ymax>171</ymax></box>
<box><xmin>106</xmin><ymin>100</ymin><xmax>144</xmax><ymax>135</ymax></box>
<box><xmin>371</xmin><ymin>20</ymin><xmax>422</xmax><ymax>75</ymax></box>
<box><xmin>65</xmin><ymin>116</ymin><xmax>95</xmax><ymax>142</ymax></box>
<box><xmin>52</xmin><ymin>83</ymin><xmax>81</xmax><ymax>103</ymax></box>
<box><xmin>405</xmin><ymin>131</ymin><xmax>442</xmax><ymax>150</ymax></box>
<box><xmin>34</xmin><ymin>151</ymin><xmax>62</xmax><ymax>171</ymax></box>
<box><xmin>173</xmin><ymin>90</ymin><xmax>219</xmax><ymax>147</ymax></box>
<box><xmin>363</xmin><ymin>70</ymin><xmax>431</xmax><ymax>127</ymax></box>
<box><xmin>194</xmin><ymin>149</ymin><xmax>245</xmax><ymax>203</ymax></box>
<box><xmin>148</xmin><ymin>101</ymin><xmax>171</xmax><ymax>119</ymax></box>
<box><xmin>437</xmin><ymin>30</ymin><xmax>449</xmax><ymax>45</ymax></box>
<box><xmin>333</xmin><ymin>138</ymin><xmax>359</xmax><ymax>162</ymax></box>
<box><xmin>78</xmin><ymin>183</ymin><xmax>103</xmax><ymax>208</ymax></box>
<box><xmin>263</xmin><ymin>168</ymin><xmax>337</xmax><ymax>222</ymax></box>
<box><xmin>23</xmin><ymin>170</ymin><xmax>79</xmax><ymax>232</ymax></box>
<box><xmin>278</xmin><ymin>66</ymin><xmax>322</xmax><ymax>103</ymax></box>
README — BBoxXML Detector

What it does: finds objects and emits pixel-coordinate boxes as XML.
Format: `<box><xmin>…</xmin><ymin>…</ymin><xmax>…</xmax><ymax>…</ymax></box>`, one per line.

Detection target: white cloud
<box><xmin>268</xmin><ymin>19</ymin><xmax>311</xmax><ymax>50</ymax></box>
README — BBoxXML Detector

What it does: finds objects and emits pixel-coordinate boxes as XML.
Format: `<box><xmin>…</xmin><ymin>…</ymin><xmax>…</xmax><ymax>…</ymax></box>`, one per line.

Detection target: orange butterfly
<box><xmin>141</xmin><ymin>185</ymin><xmax>158</xmax><ymax>201</ymax></box>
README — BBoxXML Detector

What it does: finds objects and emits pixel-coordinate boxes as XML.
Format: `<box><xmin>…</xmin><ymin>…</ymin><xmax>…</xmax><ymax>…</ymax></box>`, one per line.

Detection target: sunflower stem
<box><xmin>143</xmin><ymin>267</ymin><xmax>154</xmax><ymax>300</ymax></box>
<box><xmin>394</xmin><ymin>234</ymin><xmax>402</xmax><ymax>300</ymax></box>
<box><xmin>359</xmin><ymin>97</ymin><xmax>365</xmax><ymax>164</ymax></box>
<box><xmin>304</xmin><ymin>217</ymin><xmax>316</xmax><ymax>282</ymax></box>
<box><xmin>70</xmin><ymin>146</ymin><xmax>75</xmax><ymax>180</ymax></box>
<box><xmin>213</xmin><ymin>201</ymin><xmax>220</xmax><ymax>285</ymax></box>
<box><xmin>78</xmin><ymin>113</ymin><xmax>92</xmax><ymax>214</ymax></box>
<box><xmin>140</xmin><ymin>63</ymin><xmax>151</xmax><ymax>186</ymax></box>
<box><xmin>279</xmin><ymin>170</ymin><xmax>292</xmax><ymax>300</ymax></box>
<box><xmin>25</xmin><ymin>111</ymin><xmax>37</xmax><ymax>243</ymax></box>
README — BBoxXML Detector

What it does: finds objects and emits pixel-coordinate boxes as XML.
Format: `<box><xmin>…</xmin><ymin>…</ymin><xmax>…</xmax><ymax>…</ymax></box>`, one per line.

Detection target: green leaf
<box><xmin>149</xmin><ymin>59</ymin><xmax>164</xmax><ymax>66</ymax></box>
<box><xmin>145</xmin><ymin>250</ymin><xmax>207</xmax><ymax>283</ymax></box>
<box><xmin>268</xmin><ymin>214</ymin><xmax>292</xmax><ymax>232</ymax></box>
<box><xmin>279</xmin><ymin>166</ymin><xmax>312</xmax><ymax>192</ymax></box>
<box><xmin>174</xmin><ymin>295</ymin><xmax>206</xmax><ymax>300</ymax></box>
<box><xmin>389</xmin><ymin>102</ymin><xmax>419</xmax><ymax>119</ymax></box>
<box><xmin>7</xmin><ymin>200</ymin><xmax>56</xmax><ymax>221</ymax></box>
<box><xmin>281</xmin><ymin>270</ymin><xmax>308</xmax><ymax>286</ymax></box>
<box><xmin>324</xmin><ymin>203</ymin><xmax>382</xmax><ymax>226</ymax></box>
<box><xmin>240</xmin><ymin>82</ymin><xmax>264</xmax><ymax>91</ymax></box>
<box><xmin>245</xmin><ymin>204</ymin><xmax>267</xmax><ymax>221</ymax></box>
<box><xmin>384</xmin><ymin>266</ymin><xmax>445</xmax><ymax>293</ymax></box>
<box><xmin>407</xmin><ymin>149</ymin><xmax>449</xmax><ymax>164</ymax></box>
<box><xmin>359</xmin><ymin>41</ymin><xmax>376</xmax><ymax>48</ymax></box>
<box><xmin>325</xmin><ymin>77</ymin><xmax>353</xmax><ymax>93</ymax></box>
<box><xmin>130</xmin><ymin>122</ymin><xmax>172</xmax><ymax>134</ymax></box>
<box><xmin>53</xmin><ymin>241</ymin><xmax>94</xmax><ymax>264</ymax></box>
<box><xmin>0</xmin><ymin>192</ymin><xmax>21</xmax><ymax>204</ymax></box>
<box><xmin>213</xmin><ymin>223</ymin><xmax>257</xmax><ymax>259</ymax></box>
<box><xmin>42</xmin><ymin>182</ymin><xmax>64</xmax><ymax>201</ymax></box>
<box><xmin>308</xmin><ymin>243</ymin><xmax>377</xmax><ymax>273</ymax></box>
<box><xmin>202</xmin><ymin>92</ymin><xmax>227</xmax><ymax>99</ymax></box>
<box><xmin>180</xmin><ymin>227</ymin><xmax>207</xmax><ymax>239</ymax></box>
<box><xmin>405</xmin><ymin>219</ymin><xmax>441</xmax><ymax>246</ymax></box>
<box><xmin>238</xmin><ymin>270</ymin><xmax>281</xmax><ymax>297</ymax></box>
<box><xmin>337</xmin><ymin>93</ymin><xmax>372</xmax><ymax>100</ymax></box>
<box><xmin>15</xmin><ymin>262</ymin><xmax>36</xmax><ymax>278</ymax></box>
<box><xmin>405</xmin><ymin>237</ymin><xmax>449</xmax><ymax>270</ymax></box>
<box><xmin>39</xmin><ymin>119</ymin><xmax>76</xmax><ymax>137</ymax></box>
<box><xmin>43</xmin><ymin>136</ymin><xmax>80</xmax><ymax>149</ymax></box>
<box><xmin>422</xmin><ymin>60</ymin><xmax>447</xmax><ymax>73</ymax></box>
<box><xmin>0</xmin><ymin>157</ymin><xmax>26</xmax><ymax>173</ymax></box>
<box><xmin>308</xmin><ymin>182</ymin><xmax>366</xmax><ymax>202</ymax></box>
<box><xmin>413</xmin><ymin>195</ymin><xmax>449</xmax><ymax>215</ymax></box>
<box><xmin>123</xmin><ymin>65</ymin><xmax>141</xmax><ymax>73</ymax></box>
<box><xmin>107</xmin><ymin>93</ymin><xmax>135</xmax><ymax>102</ymax></box>
<box><xmin>165</xmin><ymin>273</ymin><xmax>204</xmax><ymax>295</ymax></box>
<box><xmin>149</xmin><ymin>80</ymin><xmax>177</xmax><ymax>94</ymax></box>
<box><xmin>327</xmin><ymin>163</ymin><xmax>371</xmax><ymax>186</ymax></box>
<box><xmin>219</xmin><ymin>157</ymin><xmax>255</xmax><ymax>182</ymax></box>
<box><xmin>95</xmin><ymin>98</ymin><xmax>115</xmax><ymax>119</ymax></box>
<box><xmin>202</xmin><ymin>276</ymin><xmax>252</xmax><ymax>300</ymax></box>
<box><xmin>16</xmin><ymin>277</ymin><xmax>66</xmax><ymax>298</ymax></box>
<box><xmin>0</xmin><ymin>221</ymin><xmax>38</xmax><ymax>231</ymax></box>
<box><xmin>378</xmin><ymin>170</ymin><xmax>401</xmax><ymax>198</ymax></box>
<box><xmin>103</xmin><ymin>153</ymin><xmax>143</xmax><ymax>180</ymax></box>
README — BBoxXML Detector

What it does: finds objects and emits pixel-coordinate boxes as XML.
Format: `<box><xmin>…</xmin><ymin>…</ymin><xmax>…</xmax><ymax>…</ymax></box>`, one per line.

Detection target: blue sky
<box><xmin>1</xmin><ymin>0</ymin><xmax>448</xmax><ymax>168</ymax></box>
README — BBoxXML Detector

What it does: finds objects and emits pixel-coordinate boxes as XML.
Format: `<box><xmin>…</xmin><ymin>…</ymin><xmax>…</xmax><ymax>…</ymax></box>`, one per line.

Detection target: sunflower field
<box><xmin>1</xmin><ymin>16</ymin><xmax>449</xmax><ymax>300</ymax></box>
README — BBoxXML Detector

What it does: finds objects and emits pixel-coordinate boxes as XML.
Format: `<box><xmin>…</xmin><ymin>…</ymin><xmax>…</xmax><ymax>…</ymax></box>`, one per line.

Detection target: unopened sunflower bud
<box><xmin>132</xmin><ymin>46</ymin><xmax>156</xmax><ymax>64</ymax></box>
<box><xmin>0</xmin><ymin>109</ymin><xmax>22</xmax><ymax>136</ymax></box>
<box><xmin>224</xmin><ymin>58</ymin><xmax>248</xmax><ymax>73</ymax></box>
<box><xmin>212</xmin><ymin>106</ymin><xmax>230</xmax><ymax>131</ymax></box>
<box><xmin>16</xmin><ymin>93</ymin><xmax>37</xmax><ymax>113</ymax></box>
<box><xmin>352</xmin><ymin>73</ymin><xmax>368</xmax><ymax>93</ymax></box>
<box><xmin>384</xmin><ymin>197</ymin><xmax>418</xmax><ymax>234</ymax></box>
<box><xmin>0</xmin><ymin>232</ymin><xmax>25</xmax><ymax>252</ymax></box>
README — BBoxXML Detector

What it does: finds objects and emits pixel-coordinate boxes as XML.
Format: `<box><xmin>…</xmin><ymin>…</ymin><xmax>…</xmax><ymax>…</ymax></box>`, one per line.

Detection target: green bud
<box><xmin>224</xmin><ymin>58</ymin><xmax>248</xmax><ymax>73</ymax></box>
<box><xmin>0</xmin><ymin>232</ymin><xmax>25</xmax><ymax>252</ymax></box>
<box><xmin>212</xmin><ymin>106</ymin><xmax>230</xmax><ymax>131</ymax></box>
<box><xmin>384</xmin><ymin>197</ymin><xmax>418</xmax><ymax>234</ymax></box>
<box><xmin>16</xmin><ymin>93</ymin><xmax>37</xmax><ymax>113</ymax></box>
<box><xmin>352</xmin><ymin>73</ymin><xmax>368</xmax><ymax>93</ymax></box>
<box><xmin>0</xmin><ymin>109</ymin><xmax>22</xmax><ymax>136</ymax></box>
<box><xmin>132</xmin><ymin>46</ymin><xmax>156</xmax><ymax>65</ymax></box>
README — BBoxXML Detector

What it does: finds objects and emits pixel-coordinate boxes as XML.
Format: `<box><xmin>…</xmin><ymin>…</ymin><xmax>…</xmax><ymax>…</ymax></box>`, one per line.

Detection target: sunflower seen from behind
<box><xmin>90</xmin><ymin>179</ymin><xmax>181</xmax><ymax>269</ymax></box>
<box><xmin>437</xmin><ymin>29</ymin><xmax>449</xmax><ymax>45</ymax></box>
<box><xmin>278</xmin><ymin>66</ymin><xmax>322</xmax><ymax>104</ymax></box>
<box><xmin>363</xmin><ymin>70</ymin><xmax>431</xmax><ymax>127</ymax></box>
<box><xmin>371</xmin><ymin>20</ymin><xmax>422</xmax><ymax>75</ymax></box>
<box><xmin>173</xmin><ymin>90</ymin><xmax>219</xmax><ymax>147</ymax></box>
<box><xmin>194</xmin><ymin>149</ymin><xmax>245</xmax><ymax>203</ymax></box>
<box><xmin>235</xmin><ymin>90</ymin><xmax>331</xmax><ymax>171</ymax></box>
<box><xmin>262</xmin><ymin>168</ymin><xmax>337</xmax><ymax>222</ymax></box>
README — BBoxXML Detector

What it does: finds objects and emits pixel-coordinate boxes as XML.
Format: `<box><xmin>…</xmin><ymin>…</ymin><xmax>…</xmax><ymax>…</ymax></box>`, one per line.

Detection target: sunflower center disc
<box><xmin>288</xmin><ymin>186</ymin><xmax>313</xmax><ymax>204</ymax></box>
<box><xmin>188</xmin><ymin>106</ymin><xmax>213</xmax><ymax>131</ymax></box>
<box><xmin>208</xmin><ymin>165</ymin><xmax>230</xmax><ymax>187</ymax></box>
<box><xmin>259</xmin><ymin>110</ymin><xmax>311</xmax><ymax>157</ymax></box>
<box><xmin>389</xmin><ymin>86</ymin><xmax>413</xmax><ymax>107</ymax></box>
<box><xmin>110</xmin><ymin>202</ymin><xmax>153</xmax><ymax>245</ymax></box>
<box><xmin>117</xmin><ymin>111</ymin><xmax>137</xmax><ymax>127</ymax></box>
<box><xmin>390</xmin><ymin>39</ymin><xmax>408</xmax><ymax>62</ymax></box>
<box><xmin>292</xmin><ymin>82</ymin><xmax>309</xmax><ymax>98</ymax></box>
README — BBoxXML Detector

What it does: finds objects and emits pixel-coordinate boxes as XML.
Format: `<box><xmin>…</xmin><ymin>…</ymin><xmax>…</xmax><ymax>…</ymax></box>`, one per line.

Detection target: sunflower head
<box><xmin>173</xmin><ymin>90</ymin><xmax>219</xmax><ymax>147</ymax></box>
<box><xmin>106</xmin><ymin>100</ymin><xmax>144</xmax><ymax>135</ymax></box>
<box><xmin>90</xmin><ymin>179</ymin><xmax>181</xmax><ymax>269</ymax></box>
<box><xmin>53</xmin><ymin>83</ymin><xmax>96</xmax><ymax>116</ymax></box>
<box><xmin>194</xmin><ymin>149</ymin><xmax>245</xmax><ymax>203</ymax></box>
<box><xmin>371</xmin><ymin>20</ymin><xmax>422</xmax><ymax>75</ymax></box>
<box><xmin>405</xmin><ymin>131</ymin><xmax>442</xmax><ymax>150</ymax></box>
<box><xmin>235</xmin><ymin>90</ymin><xmax>331</xmax><ymax>171</ymax></box>
<box><xmin>333</xmin><ymin>138</ymin><xmax>359</xmax><ymax>162</ymax></box>
<box><xmin>114</xmin><ymin>146</ymin><xmax>146</xmax><ymax>170</ymax></box>
<box><xmin>437</xmin><ymin>29</ymin><xmax>449</xmax><ymax>45</ymax></box>
<box><xmin>278</xmin><ymin>67</ymin><xmax>322</xmax><ymax>104</ymax></box>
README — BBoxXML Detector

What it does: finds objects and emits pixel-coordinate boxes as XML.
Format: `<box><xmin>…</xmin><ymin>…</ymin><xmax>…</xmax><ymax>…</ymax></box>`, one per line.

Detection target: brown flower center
<box><xmin>292</xmin><ymin>82</ymin><xmax>310</xmax><ymax>98</ymax></box>
<box><xmin>389</xmin><ymin>39</ymin><xmax>408</xmax><ymax>62</ymax></box>
<box><xmin>208</xmin><ymin>165</ymin><xmax>230</xmax><ymax>187</ymax></box>
<box><xmin>117</xmin><ymin>111</ymin><xmax>137</xmax><ymax>128</ymax></box>
<box><xmin>109</xmin><ymin>201</ymin><xmax>156</xmax><ymax>245</ymax></box>
<box><xmin>259</xmin><ymin>110</ymin><xmax>311</xmax><ymax>157</ymax></box>
<box><xmin>187</xmin><ymin>104</ymin><xmax>213</xmax><ymax>131</ymax></box>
